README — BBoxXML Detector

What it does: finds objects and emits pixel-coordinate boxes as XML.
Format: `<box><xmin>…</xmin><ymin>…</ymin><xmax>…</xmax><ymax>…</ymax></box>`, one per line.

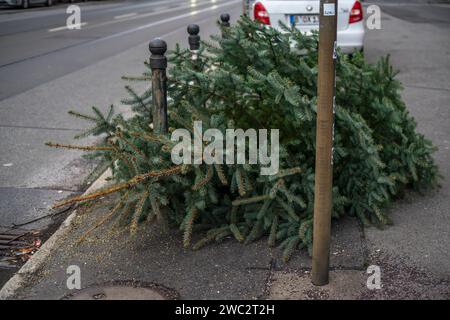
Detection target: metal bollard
<box><xmin>187</xmin><ymin>24</ymin><xmax>200</xmax><ymax>61</ymax></box>
<box><xmin>149</xmin><ymin>38</ymin><xmax>168</xmax><ymax>135</ymax></box>
<box><xmin>220</xmin><ymin>13</ymin><xmax>230</xmax><ymax>28</ymax></box>
<box><xmin>187</xmin><ymin>24</ymin><xmax>200</xmax><ymax>51</ymax></box>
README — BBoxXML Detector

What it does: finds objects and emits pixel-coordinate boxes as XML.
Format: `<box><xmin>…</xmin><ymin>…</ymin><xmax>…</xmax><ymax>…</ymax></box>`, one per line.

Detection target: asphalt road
<box><xmin>0</xmin><ymin>0</ymin><xmax>242</xmax><ymax>275</ymax></box>
<box><xmin>0</xmin><ymin>0</ymin><xmax>241</xmax><ymax>100</ymax></box>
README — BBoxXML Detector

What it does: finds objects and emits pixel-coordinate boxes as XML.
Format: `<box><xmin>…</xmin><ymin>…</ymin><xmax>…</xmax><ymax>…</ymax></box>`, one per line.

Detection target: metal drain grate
<box><xmin>0</xmin><ymin>227</ymin><xmax>41</xmax><ymax>269</ymax></box>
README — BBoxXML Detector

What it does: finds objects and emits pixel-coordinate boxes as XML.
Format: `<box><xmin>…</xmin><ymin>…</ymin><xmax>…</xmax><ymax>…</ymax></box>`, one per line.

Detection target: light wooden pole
<box><xmin>311</xmin><ymin>0</ymin><xmax>338</xmax><ymax>286</ymax></box>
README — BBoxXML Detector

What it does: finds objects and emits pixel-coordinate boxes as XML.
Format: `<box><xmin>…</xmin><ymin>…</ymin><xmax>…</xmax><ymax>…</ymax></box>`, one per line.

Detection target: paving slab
<box><xmin>274</xmin><ymin>216</ymin><xmax>366</xmax><ymax>271</ymax></box>
<box><xmin>268</xmin><ymin>270</ymin><xmax>367</xmax><ymax>300</ymax></box>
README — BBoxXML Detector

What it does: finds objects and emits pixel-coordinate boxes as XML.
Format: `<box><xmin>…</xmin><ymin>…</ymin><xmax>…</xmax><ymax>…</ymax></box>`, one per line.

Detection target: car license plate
<box><xmin>290</xmin><ymin>14</ymin><xmax>319</xmax><ymax>26</ymax></box>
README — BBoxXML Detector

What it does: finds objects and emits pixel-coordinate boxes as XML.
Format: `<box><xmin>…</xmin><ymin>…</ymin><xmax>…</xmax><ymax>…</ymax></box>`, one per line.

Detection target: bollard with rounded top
<box><xmin>149</xmin><ymin>38</ymin><xmax>167</xmax><ymax>70</ymax></box>
<box><xmin>187</xmin><ymin>24</ymin><xmax>200</xmax><ymax>51</ymax></box>
<box><xmin>149</xmin><ymin>38</ymin><xmax>168</xmax><ymax>135</ymax></box>
<box><xmin>220</xmin><ymin>13</ymin><xmax>230</xmax><ymax>27</ymax></box>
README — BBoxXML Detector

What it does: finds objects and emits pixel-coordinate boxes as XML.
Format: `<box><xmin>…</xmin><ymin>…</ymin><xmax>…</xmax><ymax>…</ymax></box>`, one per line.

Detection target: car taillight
<box><xmin>254</xmin><ymin>2</ymin><xmax>271</xmax><ymax>25</ymax></box>
<box><xmin>349</xmin><ymin>1</ymin><xmax>363</xmax><ymax>24</ymax></box>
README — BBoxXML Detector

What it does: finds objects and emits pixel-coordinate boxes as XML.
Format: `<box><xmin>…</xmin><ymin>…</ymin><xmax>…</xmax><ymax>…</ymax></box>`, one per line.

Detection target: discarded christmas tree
<box><xmin>47</xmin><ymin>17</ymin><xmax>439</xmax><ymax>261</ymax></box>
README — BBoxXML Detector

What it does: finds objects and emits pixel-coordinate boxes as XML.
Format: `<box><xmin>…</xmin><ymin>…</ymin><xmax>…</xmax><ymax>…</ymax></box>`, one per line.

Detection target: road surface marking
<box><xmin>78</xmin><ymin>0</ymin><xmax>222</xmax><ymax>32</ymax></box>
<box><xmin>48</xmin><ymin>23</ymin><xmax>87</xmax><ymax>32</ymax></box>
<box><xmin>92</xmin><ymin>0</ymin><xmax>240</xmax><ymax>43</ymax></box>
<box><xmin>114</xmin><ymin>13</ymin><xmax>138</xmax><ymax>19</ymax></box>
<box><xmin>47</xmin><ymin>0</ymin><xmax>225</xmax><ymax>33</ymax></box>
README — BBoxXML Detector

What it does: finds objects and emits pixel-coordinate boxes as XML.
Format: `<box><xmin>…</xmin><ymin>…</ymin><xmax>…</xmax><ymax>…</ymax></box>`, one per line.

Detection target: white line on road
<box><xmin>75</xmin><ymin>0</ymin><xmax>223</xmax><ymax>33</ymax></box>
<box><xmin>114</xmin><ymin>13</ymin><xmax>138</xmax><ymax>20</ymax></box>
<box><xmin>89</xmin><ymin>0</ymin><xmax>240</xmax><ymax>44</ymax></box>
<box><xmin>48</xmin><ymin>23</ymin><xmax>88</xmax><ymax>32</ymax></box>
<box><xmin>49</xmin><ymin>0</ymin><xmax>225</xmax><ymax>31</ymax></box>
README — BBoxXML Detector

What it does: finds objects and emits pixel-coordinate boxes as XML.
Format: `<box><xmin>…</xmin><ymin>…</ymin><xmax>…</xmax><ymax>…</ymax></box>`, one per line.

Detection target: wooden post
<box><xmin>149</xmin><ymin>38</ymin><xmax>168</xmax><ymax>135</ymax></box>
<box><xmin>311</xmin><ymin>0</ymin><xmax>338</xmax><ymax>286</ymax></box>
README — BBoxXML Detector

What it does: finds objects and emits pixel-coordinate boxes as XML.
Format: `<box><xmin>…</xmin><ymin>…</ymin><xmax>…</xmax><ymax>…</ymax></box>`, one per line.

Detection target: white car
<box><xmin>250</xmin><ymin>0</ymin><xmax>365</xmax><ymax>53</ymax></box>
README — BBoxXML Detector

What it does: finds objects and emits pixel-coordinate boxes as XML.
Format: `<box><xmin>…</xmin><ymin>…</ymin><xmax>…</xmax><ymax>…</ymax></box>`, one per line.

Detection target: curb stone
<box><xmin>0</xmin><ymin>169</ymin><xmax>112</xmax><ymax>300</ymax></box>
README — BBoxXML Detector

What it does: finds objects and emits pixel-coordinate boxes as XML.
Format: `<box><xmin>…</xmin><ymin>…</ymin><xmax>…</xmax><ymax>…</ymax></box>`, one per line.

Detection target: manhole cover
<box><xmin>68</xmin><ymin>285</ymin><xmax>166</xmax><ymax>300</ymax></box>
<box><xmin>64</xmin><ymin>281</ymin><xmax>179</xmax><ymax>300</ymax></box>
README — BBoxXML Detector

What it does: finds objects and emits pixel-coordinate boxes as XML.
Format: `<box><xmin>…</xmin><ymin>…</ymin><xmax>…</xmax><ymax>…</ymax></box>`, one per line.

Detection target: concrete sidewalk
<box><xmin>1</xmin><ymin>6</ymin><xmax>450</xmax><ymax>300</ymax></box>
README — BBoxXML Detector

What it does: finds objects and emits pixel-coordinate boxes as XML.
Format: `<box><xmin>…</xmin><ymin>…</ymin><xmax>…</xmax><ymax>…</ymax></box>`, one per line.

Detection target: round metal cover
<box><xmin>64</xmin><ymin>281</ymin><xmax>178</xmax><ymax>300</ymax></box>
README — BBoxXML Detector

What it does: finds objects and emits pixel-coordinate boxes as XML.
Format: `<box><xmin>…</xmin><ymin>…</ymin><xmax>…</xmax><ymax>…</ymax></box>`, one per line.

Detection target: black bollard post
<box><xmin>220</xmin><ymin>14</ymin><xmax>230</xmax><ymax>38</ymax></box>
<box><xmin>187</xmin><ymin>24</ymin><xmax>200</xmax><ymax>61</ymax></box>
<box><xmin>187</xmin><ymin>24</ymin><xmax>200</xmax><ymax>51</ymax></box>
<box><xmin>220</xmin><ymin>13</ymin><xmax>230</xmax><ymax>28</ymax></box>
<box><xmin>149</xmin><ymin>38</ymin><xmax>168</xmax><ymax>135</ymax></box>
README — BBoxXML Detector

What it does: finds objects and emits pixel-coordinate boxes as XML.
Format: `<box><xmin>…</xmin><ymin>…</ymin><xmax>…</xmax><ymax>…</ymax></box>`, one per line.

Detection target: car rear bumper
<box><xmin>337</xmin><ymin>22</ymin><xmax>365</xmax><ymax>53</ymax></box>
<box><xmin>279</xmin><ymin>21</ymin><xmax>365</xmax><ymax>54</ymax></box>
